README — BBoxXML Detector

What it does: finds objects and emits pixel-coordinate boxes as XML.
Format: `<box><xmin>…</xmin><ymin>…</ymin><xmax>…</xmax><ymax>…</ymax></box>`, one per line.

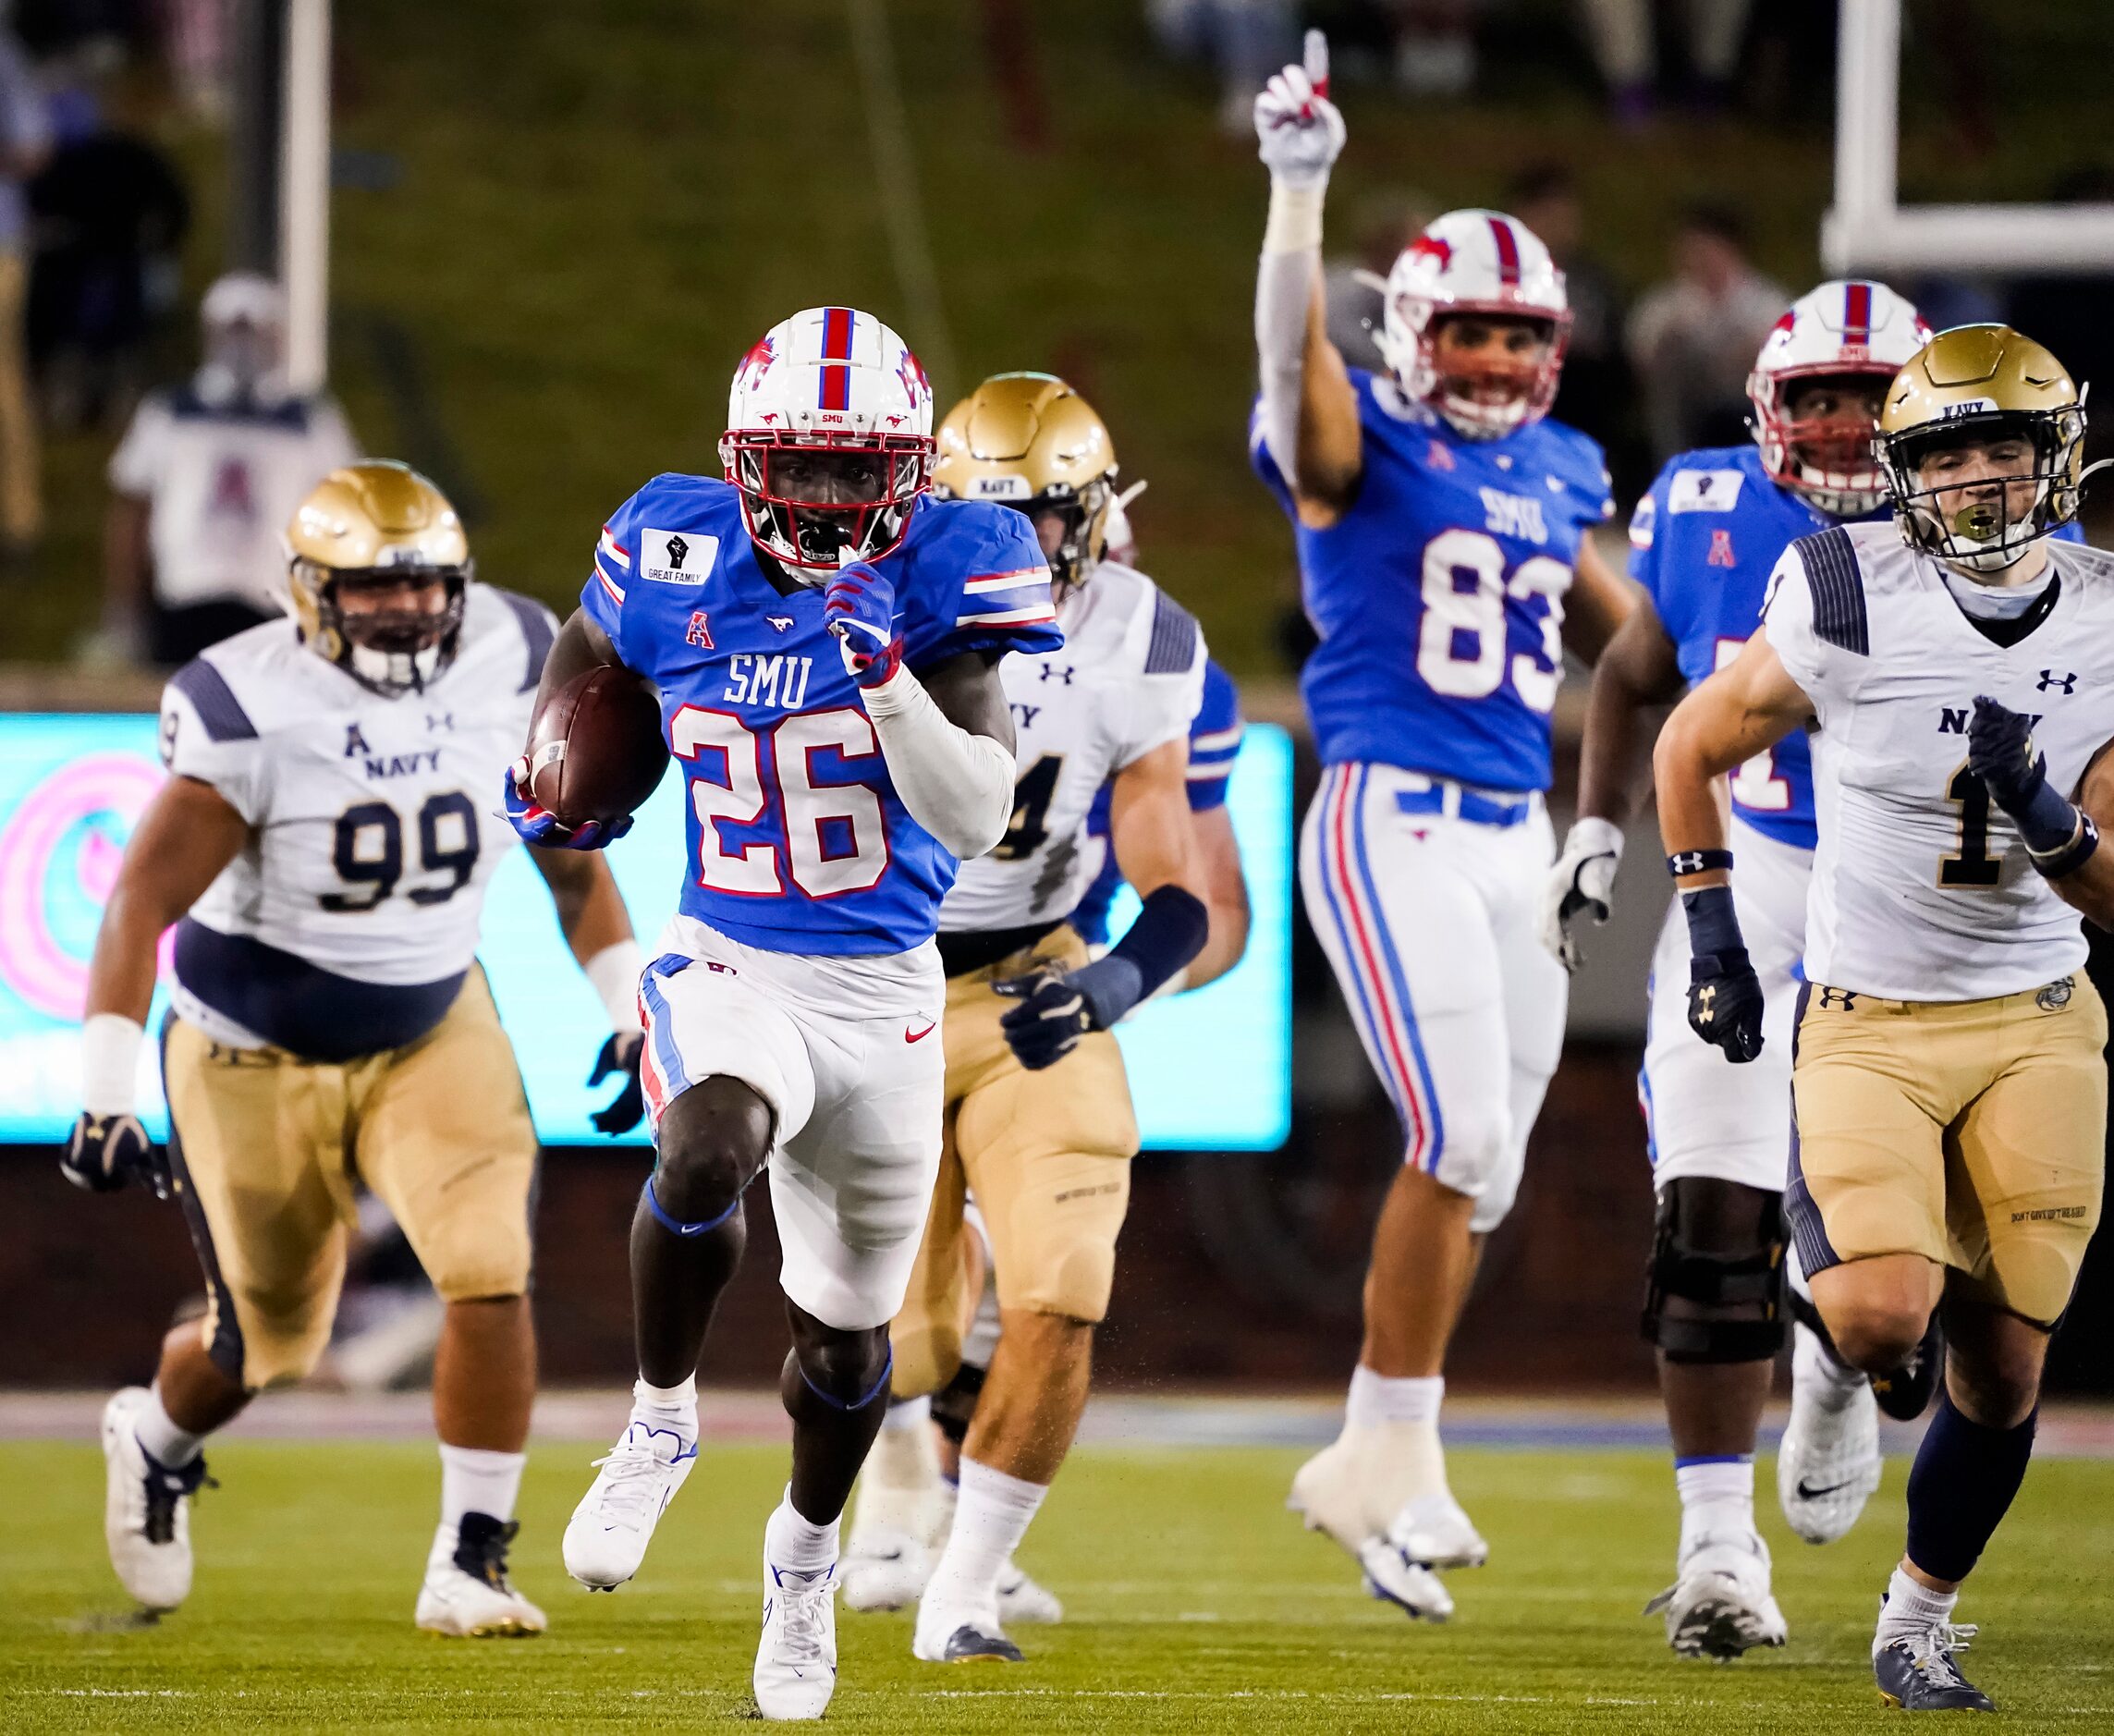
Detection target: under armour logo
<box><xmin>1040</xmin><ymin>662</ymin><xmax>1075</xmax><ymax>685</ymax></box>
<box><xmin>666</xmin><ymin>533</ymin><xmax>690</xmax><ymax>570</ymax></box>
<box><xmin>425</xmin><ymin>712</ymin><xmax>455</xmax><ymax>733</ymax></box>
<box><xmin>1668</xmin><ymin>850</ymin><xmax>1711</xmax><ymax>875</ymax></box>
<box><xmin>2038</xmin><ymin>669</ymin><xmax>2079</xmax><ymax>694</ymax></box>
<box><xmin>1817</xmin><ymin>986</ymin><xmax>1858</xmax><ymax>1010</ymax></box>
<box><xmin>1695</xmin><ymin>984</ymin><xmax>1717</xmax><ymax>1022</ymax></box>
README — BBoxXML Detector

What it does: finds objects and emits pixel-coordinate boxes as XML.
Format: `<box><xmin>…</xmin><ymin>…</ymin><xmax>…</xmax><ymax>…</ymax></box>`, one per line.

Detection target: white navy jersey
<box><xmin>158</xmin><ymin>583</ymin><xmax>556</xmax><ymax>1057</ymax></box>
<box><xmin>1764</xmin><ymin>522</ymin><xmax>2114</xmax><ymax>1002</ymax></box>
<box><xmin>940</xmin><ymin>562</ymin><xmax>1205</xmax><ymax>934</ymax></box>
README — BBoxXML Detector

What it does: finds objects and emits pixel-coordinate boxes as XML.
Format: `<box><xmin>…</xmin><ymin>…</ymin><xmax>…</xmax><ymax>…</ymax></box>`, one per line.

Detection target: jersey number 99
<box><xmin>322</xmin><ymin>791</ymin><xmax>480</xmax><ymax>911</ymax></box>
<box><xmin>1415</xmin><ymin>530</ymin><xmax>1569</xmax><ymax>713</ymax></box>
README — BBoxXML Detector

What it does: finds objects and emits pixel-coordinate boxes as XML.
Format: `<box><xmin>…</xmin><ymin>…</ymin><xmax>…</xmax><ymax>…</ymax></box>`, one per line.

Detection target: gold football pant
<box><xmin>162</xmin><ymin>967</ymin><xmax>540</xmax><ymax>1389</ymax></box>
<box><xmin>1788</xmin><ymin>974</ymin><xmax>2107</xmax><ymax>1326</ymax></box>
<box><xmin>892</xmin><ymin>925</ymin><xmax>1141</xmax><ymax>1398</ymax></box>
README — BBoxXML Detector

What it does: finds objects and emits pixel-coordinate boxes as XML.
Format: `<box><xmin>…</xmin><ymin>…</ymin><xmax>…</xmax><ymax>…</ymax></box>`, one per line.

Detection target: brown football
<box><xmin>525</xmin><ymin>666</ymin><xmax>669</xmax><ymax>826</ymax></box>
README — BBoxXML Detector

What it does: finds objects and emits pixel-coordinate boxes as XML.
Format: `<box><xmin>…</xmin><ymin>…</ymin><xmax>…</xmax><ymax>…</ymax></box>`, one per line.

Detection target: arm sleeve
<box><xmin>1184</xmin><ymin>660</ymin><xmax>1244</xmax><ymax>812</ymax></box>
<box><xmin>1254</xmin><ymin>246</ymin><xmax>1315</xmax><ymax>491</ymax></box>
<box><xmin>160</xmin><ymin>660</ymin><xmax>268</xmax><ymax>825</ymax></box>
<box><xmin>107</xmin><ymin>398</ymin><xmax>167</xmax><ymax>497</ymax></box>
<box><xmin>904</xmin><ymin>504</ymin><xmax>1064</xmax><ymax>668</ymax></box>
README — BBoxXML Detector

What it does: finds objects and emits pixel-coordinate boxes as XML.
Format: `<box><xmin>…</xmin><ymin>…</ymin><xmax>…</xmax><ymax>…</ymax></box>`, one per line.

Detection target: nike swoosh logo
<box><xmin>1796</xmin><ymin>1478</ymin><xmax>1851</xmax><ymax>1499</ymax></box>
<box><xmin>905</xmin><ymin>1021</ymin><xmax>935</xmax><ymax>1043</ymax></box>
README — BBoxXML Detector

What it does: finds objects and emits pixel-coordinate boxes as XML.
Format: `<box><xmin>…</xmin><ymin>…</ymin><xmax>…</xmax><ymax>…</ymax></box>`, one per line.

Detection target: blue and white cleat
<box><xmin>562</xmin><ymin>1418</ymin><xmax>697</xmax><ymax>1590</ymax></box>
<box><xmin>1357</xmin><ymin>1536</ymin><xmax>1455</xmax><ymax>1621</ymax></box>
<box><xmin>756</xmin><ymin>1551</ymin><xmax>838</xmax><ymax>1718</ymax></box>
<box><xmin>1875</xmin><ymin>1621</ymin><xmax>1994</xmax><ymax>1711</ymax></box>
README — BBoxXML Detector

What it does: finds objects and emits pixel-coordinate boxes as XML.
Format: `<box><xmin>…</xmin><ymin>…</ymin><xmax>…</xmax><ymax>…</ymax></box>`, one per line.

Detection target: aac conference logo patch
<box><xmin>642</xmin><ymin>529</ymin><xmax>717</xmax><ymax>586</ymax></box>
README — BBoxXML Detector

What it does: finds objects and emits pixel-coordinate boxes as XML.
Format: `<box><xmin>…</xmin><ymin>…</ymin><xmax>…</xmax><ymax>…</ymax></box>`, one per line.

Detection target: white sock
<box><xmin>1675</xmin><ymin>1455</ymin><xmax>1755</xmax><ymax>1554</ymax></box>
<box><xmin>133</xmin><ymin>1385</ymin><xmax>204</xmax><ymax>1468</ymax></box>
<box><xmin>924</xmin><ymin>1457</ymin><xmax>1046</xmax><ymax>1619</ymax></box>
<box><xmin>766</xmin><ymin>1488</ymin><xmax>840</xmax><ymax>1573</ymax></box>
<box><xmin>633</xmin><ymin>1374</ymin><xmax>698</xmax><ymax>1432</ymax></box>
<box><xmin>854</xmin><ymin>1399</ymin><xmax>937</xmax><ymax>1538</ymax></box>
<box><xmin>880</xmin><ymin>1395</ymin><xmax>931</xmax><ymax>1435</ymax></box>
<box><xmin>1875</xmin><ymin>1566</ymin><xmax>1959</xmax><ymax>1656</ymax></box>
<box><xmin>1345</xmin><ymin>1366</ymin><xmax>1443</xmax><ymax>1429</ymax></box>
<box><xmin>439</xmin><ymin>1443</ymin><xmax>526</xmax><ymax>1528</ymax></box>
<box><xmin>1793</xmin><ymin>1319</ymin><xmax>1865</xmax><ymax>1408</ymax></box>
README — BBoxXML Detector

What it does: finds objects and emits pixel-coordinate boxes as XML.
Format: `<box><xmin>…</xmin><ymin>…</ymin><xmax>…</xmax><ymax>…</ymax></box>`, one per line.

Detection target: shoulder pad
<box><xmin>1790</xmin><ymin>526</ymin><xmax>1869</xmax><ymax>655</ymax></box>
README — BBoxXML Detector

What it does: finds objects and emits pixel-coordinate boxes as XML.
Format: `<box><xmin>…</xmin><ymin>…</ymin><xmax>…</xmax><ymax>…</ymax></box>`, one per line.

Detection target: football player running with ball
<box><xmin>530</xmin><ymin>311</ymin><xmax>1060</xmax><ymax>1719</ymax></box>
<box><xmin>1546</xmin><ymin>280</ymin><xmax>1940</xmax><ymax>1658</ymax></box>
<box><xmin>851</xmin><ymin>373</ymin><xmax>1215</xmax><ymax>1664</ymax></box>
<box><xmin>1655</xmin><ymin>325</ymin><xmax>2113</xmax><ymax>1711</ymax></box>
<box><xmin>1250</xmin><ymin>34</ymin><xmax>1635</xmax><ymax>1620</ymax></box>
<box><xmin>71</xmin><ymin>462</ymin><xmax>649</xmax><ymax>1638</ymax></box>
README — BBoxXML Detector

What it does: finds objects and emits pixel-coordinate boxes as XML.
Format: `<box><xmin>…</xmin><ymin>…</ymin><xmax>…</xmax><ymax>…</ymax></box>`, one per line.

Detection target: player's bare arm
<box><xmin>67</xmin><ymin>774</ymin><xmax>249</xmax><ymax>1195</ymax></box>
<box><xmin>1184</xmin><ymin>803</ymin><xmax>1251</xmax><ymax>989</ymax></box>
<box><xmin>1654</xmin><ymin>630</ymin><xmax>1815</xmax><ymax>1063</ymax></box>
<box><xmin>1541</xmin><ymin>590</ymin><xmax>1684</xmax><ymax>970</ymax></box>
<box><xmin>1253</xmin><ymin>32</ymin><xmax>1360</xmax><ymax>526</ymax></box>
<box><xmin>534</xmin><ymin>608</ymin><xmax>623</xmax><ymax>708</ymax></box>
<box><xmin>1966</xmin><ymin>700</ymin><xmax>2114</xmax><ymax>926</ymax></box>
<box><xmin>1560</xmin><ymin>533</ymin><xmax>1640</xmax><ymax>665</ymax></box>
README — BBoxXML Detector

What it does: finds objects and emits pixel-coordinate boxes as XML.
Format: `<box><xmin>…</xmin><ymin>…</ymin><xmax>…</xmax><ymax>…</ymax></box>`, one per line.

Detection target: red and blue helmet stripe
<box><xmin>818</xmin><ymin>306</ymin><xmax>855</xmax><ymax>410</ymax></box>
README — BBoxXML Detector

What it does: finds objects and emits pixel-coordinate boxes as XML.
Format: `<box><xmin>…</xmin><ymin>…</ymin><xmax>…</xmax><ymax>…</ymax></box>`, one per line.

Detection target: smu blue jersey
<box><xmin>1631</xmin><ymin>444</ymin><xmax>2088</xmax><ymax>852</ymax></box>
<box><xmin>582</xmin><ymin>476</ymin><xmax>1063</xmax><ymax>956</ymax></box>
<box><xmin>1252</xmin><ymin>369</ymin><xmax>1613</xmax><ymax>793</ymax></box>
<box><xmin>1071</xmin><ymin>658</ymin><xmax>1241</xmax><ymax>947</ymax></box>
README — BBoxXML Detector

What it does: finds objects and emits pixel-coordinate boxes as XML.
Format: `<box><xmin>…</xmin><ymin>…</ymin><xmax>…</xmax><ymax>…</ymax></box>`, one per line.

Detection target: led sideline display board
<box><xmin>0</xmin><ymin>713</ymin><xmax>1291</xmax><ymax>1150</ymax></box>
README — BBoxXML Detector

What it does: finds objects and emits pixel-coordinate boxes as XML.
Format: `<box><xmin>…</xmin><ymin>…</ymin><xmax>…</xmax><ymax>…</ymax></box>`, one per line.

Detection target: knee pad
<box><xmin>929</xmin><ymin>1360</ymin><xmax>987</xmax><ymax>1447</ymax></box>
<box><xmin>1466</xmin><ymin>1134</ymin><xmax>1527</xmax><ymax>1236</ymax></box>
<box><xmin>1641</xmin><ymin>1180</ymin><xmax>1787</xmax><ymax>1363</ymax></box>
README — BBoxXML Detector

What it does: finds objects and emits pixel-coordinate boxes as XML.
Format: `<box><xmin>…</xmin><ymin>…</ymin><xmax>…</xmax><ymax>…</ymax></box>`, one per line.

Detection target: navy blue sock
<box><xmin>1903</xmin><ymin>1389</ymin><xmax>2037</xmax><ymax>1583</ymax></box>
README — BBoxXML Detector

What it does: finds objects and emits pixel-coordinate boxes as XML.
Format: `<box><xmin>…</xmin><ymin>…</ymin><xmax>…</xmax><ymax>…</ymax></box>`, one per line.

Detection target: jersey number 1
<box><xmin>1939</xmin><ymin>762</ymin><xmax>2001</xmax><ymax>887</ymax></box>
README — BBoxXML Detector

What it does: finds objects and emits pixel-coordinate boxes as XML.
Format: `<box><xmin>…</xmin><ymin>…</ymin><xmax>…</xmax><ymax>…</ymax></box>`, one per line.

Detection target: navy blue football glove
<box><xmin>1967</xmin><ymin>693</ymin><xmax>2078</xmax><ymax>853</ymax></box>
<box><xmin>824</xmin><ymin>563</ymin><xmax>903</xmax><ymax>688</ymax></box>
<box><xmin>1680</xmin><ymin>884</ymin><xmax>1766</xmax><ymax>1064</ymax></box>
<box><xmin>994</xmin><ymin>958</ymin><xmax>1145</xmax><ymax>1071</ymax></box>
<box><xmin>63</xmin><ymin>1111</ymin><xmax>171</xmax><ymax>1199</ymax></box>
<box><xmin>589</xmin><ymin>1031</ymin><xmax>646</xmax><ymax>1135</ymax></box>
<box><xmin>502</xmin><ymin>755</ymin><xmax>633</xmax><ymax>851</ymax></box>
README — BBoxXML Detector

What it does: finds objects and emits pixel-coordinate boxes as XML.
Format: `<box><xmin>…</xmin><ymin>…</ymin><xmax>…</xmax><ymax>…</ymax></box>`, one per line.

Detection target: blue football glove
<box><xmin>1967</xmin><ymin>693</ymin><xmax>2078</xmax><ymax>850</ymax></box>
<box><xmin>1680</xmin><ymin>886</ymin><xmax>1766</xmax><ymax>1064</ymax></box>
<box><xmin>62</xmin><ymin>1111</ymin><xmax>171</xmax><ymax>1199</ymax></box>
<box><xmin>588</xmin><ymin>1032</ymin><xmax>646</xmax><ymax>1135</ymax></box>
<box><xmin>824</xmin><ymin>563</ymin><xmax>904</xmax><ymax>688</ymax></box>
<box><xmin>993</xmin><ymin>958</ymin><xmax>1143</xmax><ymax>1071</ymax></box>
<box><xmin>502</xmin><ymin>756</ymin><xmax>633</xmax><ymax>851</ymax></box>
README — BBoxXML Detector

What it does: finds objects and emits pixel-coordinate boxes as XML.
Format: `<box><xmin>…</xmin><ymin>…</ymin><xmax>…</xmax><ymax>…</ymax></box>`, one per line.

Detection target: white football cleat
<box><xmin>102</xmin><ymin>1387</ymin><xmax>206</xmax><ymax>1612</ymax></box>
<box><xmin>1386</xmin><ymin>1490</ymin><xmax>1489</xmax><ymax>1571</ymax></box>
<box><xmin>563</xmin><ymin>1417</ymin><xmax>697</xmax><ymax>1590</ymax></box>
<box><xmin>755</xmin><ymin>1551</ymin><xmax>839</xmax><ymax>1718</ymax></box>
<box><xmin>1357</xmin><ymin>1536</ymin><xmax>1455</xmax><ymax>1622</ymax></box>
<box><xmin>1778</xmin><ymin>1325</ymin><xmax>1882</xmax><ymax>1546</ymax></box>
<box><xmin>840</xmin><ymin>1522</ymin><xmax>932</xmax><ymax>1612</ymax></box>
<box><xmin>1645</xmin><ymin>1530</ymin><xmax>1789</xmax><ymax>1660</ymax></box>
<box><xmin>996</xmin><ymin>1557</ymin><xmax>1063</xmax><ymax>1625</ymax></box>
<box><xmin>415</xmin><ymin>1515</ymin><xmax>545</xmax><ymax>1637</ymax></box>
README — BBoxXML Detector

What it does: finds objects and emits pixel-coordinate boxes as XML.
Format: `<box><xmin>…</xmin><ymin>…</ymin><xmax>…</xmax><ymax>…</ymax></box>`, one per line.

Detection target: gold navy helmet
<box><xmin>931</xmin><ymin>373</ymin><xmax>1121</xmax><ymax>594</ymax></box>
<box><xmin>286</xmin><ymin>460</ymin><xmax>471</xmax><ymax>695</ymax></box>
<box><xmin>1877</xmin><ymin>325</ymin><xmax>2096</xmax><ymax>573</ymax></box>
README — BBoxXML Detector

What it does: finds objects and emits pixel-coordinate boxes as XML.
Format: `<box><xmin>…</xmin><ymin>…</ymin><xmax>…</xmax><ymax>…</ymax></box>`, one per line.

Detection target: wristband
<box><xmin>1668</xmin><ymin>848</ymin><xmax>1734</xmax><ymax>877</ymax></box>
<box><xmin>2029</xmin><ymin>810</ymin><xmax>2100</xmax><ymax>880</ymax></box>
<box><xmin>585</xmin><ymin>939</ymin><xmax>646</xmax><ymax>1033</ymax></box>
<box><xmin>81</xmin><ymin>1012</ymin><xmax>145</xmax><ymax>1117</ymax></box>
<box><xmin>1263</xmin><ymin>177</ymin><xmax>1326</xmax><ymax>254</ymax></box>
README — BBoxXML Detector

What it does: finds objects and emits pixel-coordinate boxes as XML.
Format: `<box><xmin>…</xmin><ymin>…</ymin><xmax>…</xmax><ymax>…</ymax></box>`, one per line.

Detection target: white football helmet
<box><xmin>719</xmin><ymin>305</ymin><xmax>936</xmax><ymax>576</ymax></box>
<box><xmin>1747</xmin><ymin>280</ymin><xmax>1929</xmax><ymax>518</ymax></box>
<box><xmin>1375</xmin><ymin>208</ymin><xmax>1570</xmax><ymax>440</ymax></box>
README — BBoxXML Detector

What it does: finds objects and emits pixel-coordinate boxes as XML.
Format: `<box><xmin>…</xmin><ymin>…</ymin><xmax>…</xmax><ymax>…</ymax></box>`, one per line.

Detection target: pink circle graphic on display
<box><xmin>0</xmin><ymin>752</ymin><xmax>168</xmax><ymax>1019</ymax></box>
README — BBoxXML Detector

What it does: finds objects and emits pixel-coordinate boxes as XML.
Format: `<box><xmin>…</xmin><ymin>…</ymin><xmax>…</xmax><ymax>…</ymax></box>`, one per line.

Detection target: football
<box><xmin>525</xmin><ymin>665</ymin><xmax>668</xmax><ymax>826</ymax></box>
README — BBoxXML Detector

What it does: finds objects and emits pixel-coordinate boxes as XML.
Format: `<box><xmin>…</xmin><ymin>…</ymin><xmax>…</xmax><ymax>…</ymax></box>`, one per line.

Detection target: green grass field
<box><xmin>2</xmin><ymin>1441</ymin><xmax>2110</xmax><ymax>1732</ymax></box>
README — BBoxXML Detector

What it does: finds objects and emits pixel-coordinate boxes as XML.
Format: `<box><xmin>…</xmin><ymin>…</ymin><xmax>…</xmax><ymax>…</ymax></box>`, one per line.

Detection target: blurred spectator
<box><xmin>1577</xmin><ymin>0</ymin><xmax>1752</xmax><ymax>126</ymax></box>
<box><xmin>27</xmin><ymin>64</ymin><xmax>189</xmax><ymax>432</ymax></box>
<box><xmin>1387</xmin><ymin>1</ymin><xmax>1480</xmax><ymax>97</ymax></box>
<box><xmin>0</xmin><ymin>18</ymin><xmax>48</xmax><ymax>556</ymax></box>
<box><xmin>1626</xmin><ymin>202</ymin><xmax>1785</xmax><ymax>460</ymax></box>
<box><xmin>93</xmin><ymin>274</ymin><xmax>360</xmax><ymax>668</ymax></box>
<box><xmin>1324</xmin><ymin>189</ymin><xmax>1435</xmax><ymax>373</ymax></box>
<box><xmin>1146</xmin><ymin>0</ymin><xmax>1295</xmax><ymax>134</ymax></box>
<box><xmin>1507</xmin><ymin>162</ymin><xmax>1642</xmax><ymax>489</ymax></box>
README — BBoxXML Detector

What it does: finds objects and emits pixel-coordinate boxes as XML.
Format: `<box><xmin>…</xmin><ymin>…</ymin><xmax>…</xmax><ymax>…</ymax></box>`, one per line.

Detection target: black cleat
<box><xmin>938</xmin><ymin>1622</ymin><xmax>1025</xmax><ymax>1663</ymax></box>
<box><xmin>1871</xmin><ymin>1314</ymin><xmax>1946</xmax><ymax>1423</ymax></box>
<box><xmin>1875</xmin><ymin>1627</ymin><xmax>1995</xmax><ymax>1712</ymax></box>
